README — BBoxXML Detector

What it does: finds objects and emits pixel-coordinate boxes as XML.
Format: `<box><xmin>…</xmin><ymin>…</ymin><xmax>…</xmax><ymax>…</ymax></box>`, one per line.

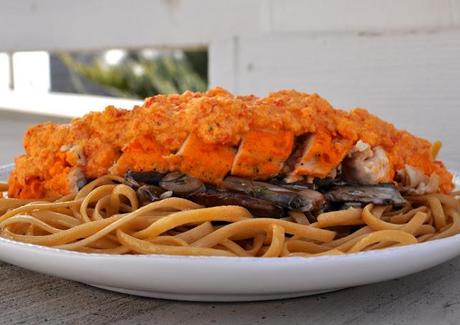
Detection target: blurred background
<box><xmin>0</xmin><ymin>0</ymin><xmax>459</xmax><ymax>166</ymax></box>
<box><xmin>0</xmin><ymin>48</ymin><xmax>208</xmax><ymax>99</ymax></box>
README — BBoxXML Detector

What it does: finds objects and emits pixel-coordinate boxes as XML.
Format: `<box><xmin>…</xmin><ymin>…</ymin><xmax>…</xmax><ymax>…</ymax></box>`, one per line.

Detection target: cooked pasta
<box><xmin>1</xmin><ymin>177</ymin><xmax>459</xmax><ymax>257</ymax></box>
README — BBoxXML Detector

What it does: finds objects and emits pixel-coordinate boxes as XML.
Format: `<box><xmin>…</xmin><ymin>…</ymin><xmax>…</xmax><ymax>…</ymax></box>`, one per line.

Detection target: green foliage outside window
<box><xmin>60</xmin><ymin>49</ymin><xmax>208</xmax><ymax>99</ymax></box>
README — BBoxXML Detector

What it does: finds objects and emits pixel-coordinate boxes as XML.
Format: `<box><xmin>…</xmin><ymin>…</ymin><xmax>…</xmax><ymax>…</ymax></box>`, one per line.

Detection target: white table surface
<box><xmin>1</xmin><ymin>109</ymin><xmax>460</xmax><ymax>325</ymax></box>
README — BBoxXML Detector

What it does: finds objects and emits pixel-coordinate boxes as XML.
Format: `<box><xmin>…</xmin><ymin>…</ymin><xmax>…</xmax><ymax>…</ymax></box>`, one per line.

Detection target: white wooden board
<box><xmin>0</xmin><ymin>91</ymin><xmax>142</xmax><ymax>118</ymax></box>
<box><xmin>270</xmin><ymin>0</ymin><xmax>460</xmax><ymax>32</ymax></box>
<box><xmin>0</xmin><ymin>0</ymin><xmax>265</xmax><ymax>51</ymax></box>
<box><xmin>1</xmin><ymin>0</ymin><xmax>459</xmax><ymax>52</ymax></box>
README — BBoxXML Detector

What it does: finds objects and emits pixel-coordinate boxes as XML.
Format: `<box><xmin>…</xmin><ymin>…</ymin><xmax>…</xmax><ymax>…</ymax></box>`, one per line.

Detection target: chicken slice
<box><xmin>287</xmin><ymin>130</ymin><xmax>353</xmax><ymax>181</ymax></box>
<box><xmin>398</xmin><ymin>164</ymin><xmax>440</xmax><ymax>195</ymax></box>
<box><xmin>231</xmin><ymin>129</ymin><xmax>294</xmax><ymax>179</ymax></box>
<box><xmin>111</xmin><ymin>135</ymin><xmax>170</xmax><ymax>176</ymax></box>
<box><xmin>342</xmin><ymin>140</ymin><xmax>393</xmax><ymax>184</ymax></box>
<box><xmin>166</xmin><ymin>133</ymin><xmax>236</xmax><ymax>183</ymax></box>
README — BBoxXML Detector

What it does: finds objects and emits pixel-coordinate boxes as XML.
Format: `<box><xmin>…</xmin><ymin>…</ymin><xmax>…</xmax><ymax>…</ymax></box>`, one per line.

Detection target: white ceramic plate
<box><xmin>0</xmin><ymin>164</ymin><xmax>459</xmax><ymax>302</ymax></box>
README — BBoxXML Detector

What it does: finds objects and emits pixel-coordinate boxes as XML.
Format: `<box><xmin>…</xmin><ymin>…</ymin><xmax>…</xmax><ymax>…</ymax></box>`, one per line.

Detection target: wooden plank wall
<box><xmin>0</xmin><ymin>0</ymin><xmax>266</xmax><ymax>51</ymax></box>
<box><xmin>1</xmin><ymin>0</ymin><xmax>459</xmax><ymax>51</ymax></box>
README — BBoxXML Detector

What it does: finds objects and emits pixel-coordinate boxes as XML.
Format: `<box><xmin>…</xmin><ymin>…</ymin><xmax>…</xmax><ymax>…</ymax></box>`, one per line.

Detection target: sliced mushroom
<box><xmin>313</xmin><ymin>177</ymin><xmax>347</xmax><ymax>190</ymax></box>
<box><xmin>222</xmin><ymin>176</ymin><xmax>297</xmax><ymax>205</ymax></box>
<box><xmin>269</xmin><ymin>177</ymin><xmax>316</xmax><ymax>190</ymax></box>
<box><xmin>125</xmin><ymin>170</ymin><xmax>164</xmax><ymax>188</ymax></box>
<box><xmin>222</xmin><ymin>176</ymin><xmax>325</xmax><ymax>212</ymax></box>
<box><xmin>222</xmin><ymin>176</ymin><xmax>287</xmax><ymax>194</ymax></box>
<box><xmin>189</xmin><ymin>191</ymin><xmax>285</xmax><ymax>218</ymax></box>
<box><xmin>136</xmin><ymin>185</ymin><xmax>165</xmax><ymax>204</ymax></box>
<box><xmin>325</xmin><ymin>184</ymin><xmax>405</xmax><ymax>207</ymax></box>
<box><xmin>297</xmin><ymin>189</ymin><xmax>326</xmax><ymax>212</ymax></box>
<box><xmin>159</xmin><ymin>172</ymin><xmax>205</xmax><ymax>196</ymax></box>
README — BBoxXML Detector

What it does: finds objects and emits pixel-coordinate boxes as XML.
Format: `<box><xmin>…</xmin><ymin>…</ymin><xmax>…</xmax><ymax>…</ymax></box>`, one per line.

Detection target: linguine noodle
<box><xmin>1</xmin><ymin>176</ymin><xmax>459</xmax><ymax>257</ymax></box>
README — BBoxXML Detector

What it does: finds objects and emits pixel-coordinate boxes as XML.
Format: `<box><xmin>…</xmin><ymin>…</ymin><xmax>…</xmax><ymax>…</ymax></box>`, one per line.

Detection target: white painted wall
<box><xmin>1</xmin><ymin>0</ymin><xmax>459</xmax><ymax>51</ymax></box>
<box><xmin>269</xmin><ymin>0</ymin><xmax>460</xmax><ymax>32</ymax></box>
<box><xmin>0</xmin><ymin>53</ymin><xmax>10</xmax><ymax>89</ymax></box>
<box><xmin>0</xmin><ymin>0</ymin><xmax>267</xmax><ymax>51</ymax></box>
<box><xmin>231</xmin><ymin>30</ymin><xmax>460</xmax><ymax>101</ymax></box>
<box><xmin>0</xmin><ymin>91</ymin><xmax>142</xmax><ymax>118</ymax></box>
<box><xmin>12</xmin><ymin>51</ymin><xmax>50</xmax><ymax>92</ymax></box>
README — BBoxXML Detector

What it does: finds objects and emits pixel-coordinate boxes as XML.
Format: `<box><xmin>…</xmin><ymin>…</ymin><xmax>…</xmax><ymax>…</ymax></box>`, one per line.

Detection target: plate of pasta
<box><xmin>1</xmin><ymin>88</ymin><xmax>460</xmax><ymax>301</ymax></box>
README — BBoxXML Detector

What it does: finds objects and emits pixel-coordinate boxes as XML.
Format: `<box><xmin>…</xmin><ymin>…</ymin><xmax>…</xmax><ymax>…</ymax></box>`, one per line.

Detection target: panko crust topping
<box><xmin>9</xmin><ymin>87</ymin><xmax>453</xmax><ymax>199</ymax></box>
